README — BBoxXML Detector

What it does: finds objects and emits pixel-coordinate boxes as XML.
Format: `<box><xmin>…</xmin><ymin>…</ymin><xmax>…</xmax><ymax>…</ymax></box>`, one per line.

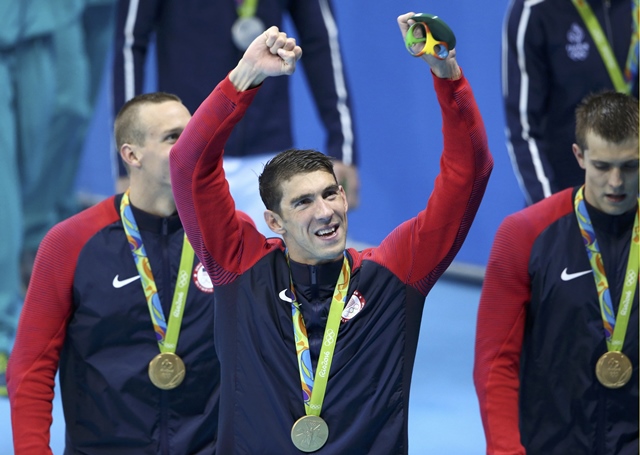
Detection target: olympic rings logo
<box><xmin>323</xmin><ymin>329</ymin><xmax>336</xmax><ymax>346</ymax></box>
<box><xmin>625</xmin><ymin>269</ymin><xmax>637</xmax><ymax>287</ymax></box>
<box><xmin>177</xmin><ymin>270</ymin><xmax>190</xmax><ymax>288</ymax></box>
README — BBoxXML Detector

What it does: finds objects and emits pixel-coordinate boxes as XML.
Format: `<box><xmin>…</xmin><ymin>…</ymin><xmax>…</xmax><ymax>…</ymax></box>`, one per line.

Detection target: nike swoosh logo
<box><xmin>278</xmin><ymin>289</ymin><xmax>293</xmax><ymax>303</ymax></box>
<box><xmin>560</xmin><ymin>268</ymin><xmax>592</xmax><ymax>281</ymax></box>
<box><xmin>112</xmin><ymin>274</ymin><xmax>141</xmax><ymax>288</ymax></box>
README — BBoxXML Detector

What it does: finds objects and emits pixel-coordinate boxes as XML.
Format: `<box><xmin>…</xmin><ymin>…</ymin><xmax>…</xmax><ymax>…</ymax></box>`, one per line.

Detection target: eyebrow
<box><xmin>591</xmin><ymin>158</ymin><xmax>639</xmax><ymax>165</ymax></box>
<box><xmin>162</xmin><ymin>127</ymin><xmax>184</xmax><ymax>139</ymax></box>
<box><xmin>288</xmin><ymin>184</ymin><xmax>340</xmax><ymax>206</ymax></box>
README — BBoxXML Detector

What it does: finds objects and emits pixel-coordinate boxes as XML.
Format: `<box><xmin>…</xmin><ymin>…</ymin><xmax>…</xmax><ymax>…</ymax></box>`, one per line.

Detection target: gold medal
<box><xmin>291</xmin><ymin>415</ymin><xmax>329</xmax><ymax>453</ymax></box>
<box><xmin>148</xmin><ymin>352</ymin><xmax>186</xmax><ymax>390</ymax></box>
<box><xmin>595</xmin><ymin>351</ymin><xmax>632</xmax><ymax>388</ymax></box>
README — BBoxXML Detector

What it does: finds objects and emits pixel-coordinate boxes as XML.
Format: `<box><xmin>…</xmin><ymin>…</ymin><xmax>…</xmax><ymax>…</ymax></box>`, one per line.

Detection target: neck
<box><xmin>584</xmin><ymin>197</ymin><xmax>638</xmax><ymax>217</ymax></box>
<box><xmin>127</xmin><ymin>185</ymin><xmax>176</xmax><ymax>217</ymax></box>
<box><xmin>287</xmin><ymin>253</ymin><xmax>344</xmax><ymax>267</ymax></box>
<box><xmin>586</xmin><ymin>201</ymin><xmax>636</xmax><ymax>234</ymax></box>
<box><xmin>288</xmin><ymin>256</ymin><xmax>344</xmax><ymax>286</ymax></box>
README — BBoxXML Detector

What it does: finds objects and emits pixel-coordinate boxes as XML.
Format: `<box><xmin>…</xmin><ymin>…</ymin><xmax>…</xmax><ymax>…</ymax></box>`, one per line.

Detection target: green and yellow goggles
<box><xmin>405</xmin><ymin>13</ymin><xmax>456</xmax><ymax>60</ymax></box>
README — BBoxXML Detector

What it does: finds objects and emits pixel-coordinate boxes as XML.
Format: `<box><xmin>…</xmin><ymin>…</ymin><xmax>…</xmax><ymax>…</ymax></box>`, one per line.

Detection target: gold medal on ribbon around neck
<box><xmin>595</xmin><ymin>351</ymin><xmax>632</xmax><ymax>388</ymax></box>
<box><xmin>291</xmin><ymin>415</ymin><xmax>329</xmax><ymax>453</ymax></box>
<box><xmin>148</xmin><ymin>352</ymin><xmax>186</xmax><ymax>390</ymax></box>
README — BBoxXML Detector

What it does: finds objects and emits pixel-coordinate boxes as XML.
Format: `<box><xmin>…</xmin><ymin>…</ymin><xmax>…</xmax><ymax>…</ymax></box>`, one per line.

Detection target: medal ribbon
<box><xmin>120</xmin><ymin>191</ymin><xmax>194</xmax><ymax>352</ymax></box>
<box><xmin>571</xmin><ymin>0</ymin><xmax>638</xmax><ymax>94</ymax></box>
<box><xmin>287</xmin><ymin>253</ymin><xmax>350</xmax><ymax>417</ymax></box>
<box><xmin>574</xmin><ymin>186</ymin><xmax>639</xmax><ymax>351</ymax></box>
<box><xmin>626</xmin><ymin>0</ymin><xmax>639</xmax><ymax>84</ymax></box>
<box><xmin>235</xmin><ymin>0</ymin><xmax>258</xmax><ymax>18</ymax></box>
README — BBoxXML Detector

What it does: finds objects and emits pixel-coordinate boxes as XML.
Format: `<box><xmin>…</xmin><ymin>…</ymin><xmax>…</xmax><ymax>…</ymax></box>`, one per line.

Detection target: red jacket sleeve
<box><xmin>473</xmin><ymin>189</ymin><xmax>573</xmax><ymax>454</ymax></box>
<box><xmin>7</xmin><ymin>199</ymin><xmax>119</xmax><ymax>455</ymax></box>
<box><xmin>473</xmin><ymin>213</ymin><xmax>530</xmax><ymax>455</ymax></box>
<box><xmin>170</xmin><ymin>77</ymin><xmax>276</xmax><ymax>286</ymax></box>
<box><xmin>368</xmin><ymin>71</ymin><xmax>493</xmax><ymax>294</ymax></box>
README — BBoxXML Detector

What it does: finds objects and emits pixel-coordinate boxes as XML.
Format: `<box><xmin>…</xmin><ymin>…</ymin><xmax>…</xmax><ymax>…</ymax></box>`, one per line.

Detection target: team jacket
<box><xmin>169</xmin><ymin>72</ymin><xmax>493</xmax><ymax>454</ymax></box>
<box><xmin>112</xmin><ymin>0</ymin><xmax>357</xmax><ymax>178</ymax></box>
<box><xmin>7</xmin><ymin>195</ymin><xmax>219</xmax><ymax>455</ymax></box>
<box><xmin>502</xmin><ymin>0</ymin><xmax>638</xmax><ymax>205</ymax></box>
<box><xmin>474</xmin><ymin>187</ymin><xmax>639</xmax><ymax>455</ymax></box>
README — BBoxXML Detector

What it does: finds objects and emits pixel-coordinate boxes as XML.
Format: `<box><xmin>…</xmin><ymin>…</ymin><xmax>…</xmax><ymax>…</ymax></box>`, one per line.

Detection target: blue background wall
<box><xmin>76</xmin><ymin>0</ymin><xmax>527</xmax><ymax>267</ymax></box>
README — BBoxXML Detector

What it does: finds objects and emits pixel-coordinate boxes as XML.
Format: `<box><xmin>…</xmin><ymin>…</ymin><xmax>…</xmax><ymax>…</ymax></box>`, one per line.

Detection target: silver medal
<box><xmin>231</xmin><ymin>17</ymin><xmax>266</xmax><ymax>51</ymax></box>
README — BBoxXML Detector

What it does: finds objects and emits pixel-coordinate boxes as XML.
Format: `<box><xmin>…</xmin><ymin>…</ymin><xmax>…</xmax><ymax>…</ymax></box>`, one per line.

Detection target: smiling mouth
<box><xmin>316</xmin><ymin>226</ymin><xmax>338</xmax><ymax>238</ymax></box>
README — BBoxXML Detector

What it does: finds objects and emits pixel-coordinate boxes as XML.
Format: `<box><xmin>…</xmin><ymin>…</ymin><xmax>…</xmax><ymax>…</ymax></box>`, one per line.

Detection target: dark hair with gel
<box><xmin>575</xmin><ymin>90</ymin><xmax>639</xmax><ymax>151</ymax></box>
<box><xmin>259</xmin><ymin>149</ymin><xmax>337</xmax><ymax>214</ymax></box>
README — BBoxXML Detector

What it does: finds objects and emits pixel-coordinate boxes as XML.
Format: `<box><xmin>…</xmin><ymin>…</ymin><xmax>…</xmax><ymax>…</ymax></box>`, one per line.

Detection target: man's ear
<box><xmin>339</xmin><ymin>185</ymin><xmax>349</xmax><ymax>212</ymax></box>
<box><xmin>264</xmin><ymin>210</ymin><xmax>286</xmax><ymax>235</ymax></box>
<box><xmin>572</xmin><ymin>143</ymin><xmax>586</xmax><ymax>170</ymax></box>
<box><xmin>120</xmin><ymin>144</ymin><xmax>141</xmax><ymax>169</ymax></box>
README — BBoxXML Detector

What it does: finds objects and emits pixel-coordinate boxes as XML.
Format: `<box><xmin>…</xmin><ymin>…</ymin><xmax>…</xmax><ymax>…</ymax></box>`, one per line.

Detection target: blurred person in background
<box><xmin>112</xmin><ymin>0</ymin><xmax>361</xmax><ymax>235</ymax></box>
<box><xmin>502</xmin><ymin>0</ymin><xmax>638</xmax><ymax>205</ymax></box>
<box><xmin>0</xmin><ymin>0</ymin><xmax>89</xmax><ymax>397</ymax></box>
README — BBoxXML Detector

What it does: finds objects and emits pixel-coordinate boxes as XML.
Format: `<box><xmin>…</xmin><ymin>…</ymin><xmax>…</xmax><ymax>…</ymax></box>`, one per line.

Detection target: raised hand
<box><xmin>230</xmin><ymin>26</ymin><xmax>303</xmax><ymax>91</ymax></box>
<box><xmin>397</xmin><ymin>12</ymin><xmax>461</xmax><ymax>81</ymax></box>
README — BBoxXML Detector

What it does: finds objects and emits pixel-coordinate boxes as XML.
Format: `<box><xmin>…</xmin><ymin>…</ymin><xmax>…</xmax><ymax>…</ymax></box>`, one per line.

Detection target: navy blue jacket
<box><xmin>170</xmin><ymin>72</ymin><xmax>492</xmax><ymax>454</ymax></box>
<box><xmin>475</xmin><ymin>187</ymin><xmax>639</xmax><ymax>454</ymax></box>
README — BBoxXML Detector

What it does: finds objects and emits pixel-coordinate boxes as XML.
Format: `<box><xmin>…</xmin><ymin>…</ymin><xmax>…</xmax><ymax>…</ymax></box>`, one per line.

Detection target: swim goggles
<box><xmin>405</xmin><ymin>13</ymin><xmax>456</xmax><ymax>60</ymax></box>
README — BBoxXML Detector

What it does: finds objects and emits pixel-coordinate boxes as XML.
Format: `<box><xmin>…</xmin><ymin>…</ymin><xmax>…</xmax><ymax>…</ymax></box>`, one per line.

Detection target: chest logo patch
<box><xmin>560</xmin><ymin>267</ymin><xmax>592</xmax><ymax>281</ymax></box>
<box><xmin>566</xmin><ymin>23</ymin><xmax>589</xmax><ymax>61</ymax></box>
<box><xmin>193</xmin><ymin>263</ymin><xmax>214</xmax><ymax>293</ymax></box>
<box><xmin>341</xmin><ymin>290</ymin><xmax>366</xmax><ymax>322</ymax></box>
<box><xmin>279</xmin><ymin>289</ymin><xmax>294</xmax><ymax>303</ymax></box>
<box><xmin>112</xmin><ymin>274</ymin><xmax>140</xmax><ymax>288</ymax></box>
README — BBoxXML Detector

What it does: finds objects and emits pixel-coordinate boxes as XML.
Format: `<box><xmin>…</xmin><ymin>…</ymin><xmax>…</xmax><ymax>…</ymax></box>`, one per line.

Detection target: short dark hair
<box><xmin>258</xmin><ymin>149</ymin><xmax>337</xmax><ymax>213</ymax></box>
<box><xmin>114</xmin><ymin>92</ymin><xmax>182</xmax><ymax>150</ymax></box>
<box><xmin>575</xmin><ymin>90</ymin><xmax>638</xmax><ymax>151</ymax></box>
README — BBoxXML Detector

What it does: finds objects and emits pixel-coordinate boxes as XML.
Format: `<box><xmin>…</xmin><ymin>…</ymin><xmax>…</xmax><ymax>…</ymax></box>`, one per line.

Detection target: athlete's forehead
<box><xmin>140</xmin><ymin>101</ymin><xmax>190</xmax><ymax>136</ymax></box>
<box><xmin>280</xmin><ymin>171</ymin><xmax>338</xmax><ymax>204</ymax></box>
<box><xmin>583</xmin><ymin>132</ymin><xmax>639</xmax><ymax>164</ymax></box>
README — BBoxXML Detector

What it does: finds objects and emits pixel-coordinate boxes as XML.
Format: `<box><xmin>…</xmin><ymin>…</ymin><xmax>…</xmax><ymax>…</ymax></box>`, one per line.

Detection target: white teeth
<box><xmin>317</xmin><ymin>227</ymin><xmax>336</xmax><ymax>236</ymax></box>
